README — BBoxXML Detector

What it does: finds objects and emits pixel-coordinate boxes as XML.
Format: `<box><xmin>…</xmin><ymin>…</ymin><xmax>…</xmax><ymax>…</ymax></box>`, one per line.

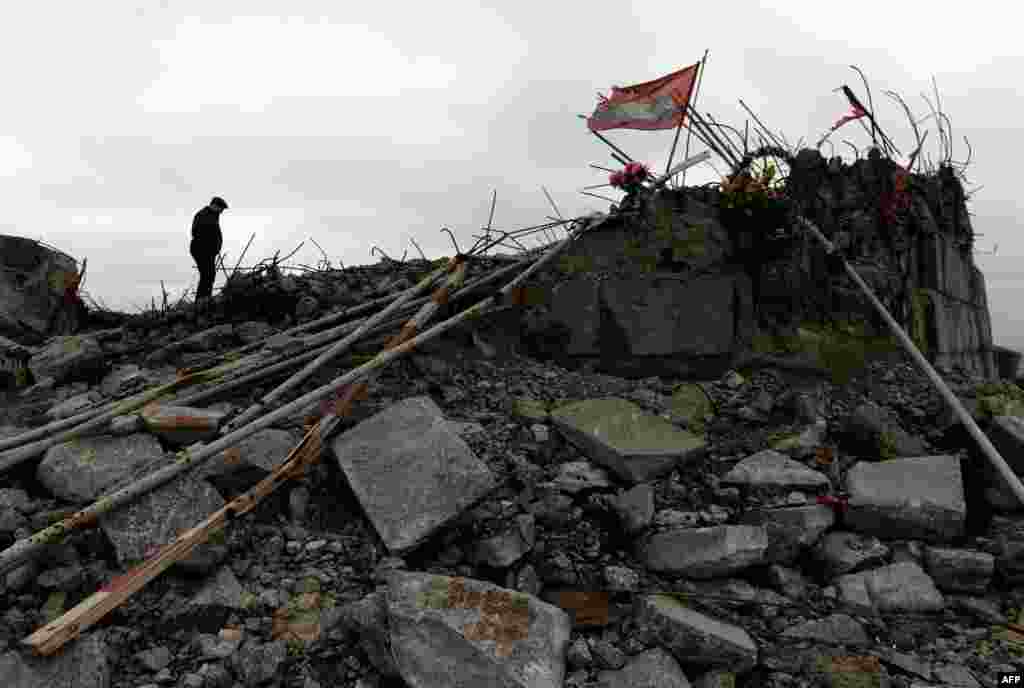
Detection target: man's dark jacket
<box><xmin>190</xmin><ymin>206</ymin><xmax>223</xmax><ymax>257</ymax></box>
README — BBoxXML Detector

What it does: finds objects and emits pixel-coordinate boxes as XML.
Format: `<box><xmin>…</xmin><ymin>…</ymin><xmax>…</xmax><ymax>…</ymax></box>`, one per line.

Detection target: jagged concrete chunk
<box><xmin>99</xmin><ymin>470</ymin><xmax>225</xmax><ymax>565</ymax></box>
<box><xmin>836</xmin><ymin>562</ymin><xmax>945</xmax><ymax>614</ymax></box>
<box><xmin>634</xmin><ymin>594</ymin><xmax>758</xmax><ymax>671</ymax></box>
<box><xmin>141</xmin><ymin>405</ymin><xmax>225</xmax><ymax>446</ymax></box>
<box><xmin>601</xmin><ymin>274</ymin><xmax>736</xmax><ymax>357</ymax></box>
<box><xmin>385</xmin><ymin>571</ymin><xmax>571</xmax><ymax>688</ymax></box>
<box><xmin>0</xmin><ymin>628</ymin><xmax>109</xmax><ymax>688</ymax></box>
<box><xmin>741</xmin><ymin>505</ymin><xmax>834</xmax><ymax>564</ymax></box>
<box><xmin>163</xmin><ymin>566</ymin><xmax>247</xmax><ymax>634</ymax></box>
<box><xmin>551</xmin><ymin>398</ymin><xmax>705</xmax><ymax>483</ymax></box>
<box><xmin>922</xmin><ymin>546</ymin><xmax>994</xmax><ymax>594</ymax></box>
<box><xmin>722</xmin><ymin>449</ymin><xmax>830</xmax><ymax>493</ymax></box>
<box><xmin>28</xmin><ymin>335</ymin><xmax>106</xmax><ymax>385</ymax></box>
<box><xmin>780</xmin><ymin>613</ymin><xmax>871</xmax><ymax>646</ymax></box>
<box><xmin>844</xmin><ymin>455</ymin><xmax>966</xmax><ymax>543</ymax></box>
<box><xmin>638</xmin><ymin>525</ymin><xmax>769</xmax><ymax>577</ymax></box>
<box><xmin>330</xmin><ymin>397</ymin><xmax>496</xmax><ymax>555</ymax></box>
<box><xmin>37</xmin><ymin>433</ymin><xmax>165</xmax><ymax>503</ymax></box>
<box><xmin>814</xmin><ymin>532</ymin><xmax>890</xmax><ymax>578</ymax></box>
<box><xmin>194</xmin><ymin>428</ymin><xmax>297</xmax><ymax>481</ymax></box>
<box><xmin>596</xmin><ymin>647</ymin><xmax>693</xmax><ymax>688</ymax></box>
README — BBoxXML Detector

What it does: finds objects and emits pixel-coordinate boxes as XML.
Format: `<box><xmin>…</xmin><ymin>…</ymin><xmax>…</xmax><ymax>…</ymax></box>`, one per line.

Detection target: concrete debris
<box><xmin>0</xmin><ymin>173</ymin><xmax>1016</xmax><ymax>688</ymax></box>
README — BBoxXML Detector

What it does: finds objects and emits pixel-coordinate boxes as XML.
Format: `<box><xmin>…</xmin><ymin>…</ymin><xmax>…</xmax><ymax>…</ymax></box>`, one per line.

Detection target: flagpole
<box><xmin>675</xmin><ymin>48</ymin><xmax>708</xmax><ymax>189</ymax></box>
<box><xmin>664</xmin><ymin>51</ymin><xmax>706</xmax><ymax>179</ymax></box>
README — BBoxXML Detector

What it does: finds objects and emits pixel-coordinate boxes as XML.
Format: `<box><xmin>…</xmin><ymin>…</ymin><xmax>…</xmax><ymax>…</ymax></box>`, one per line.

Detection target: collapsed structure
<box><xmin>0</xmin><ymin>234</ymin><xmax>84</xmax><ymax>345</ymax></box>
<box><xmin>2</xmin><ymin>71</ymin><xmax>1023</xmax><ymax>688</ymax></box>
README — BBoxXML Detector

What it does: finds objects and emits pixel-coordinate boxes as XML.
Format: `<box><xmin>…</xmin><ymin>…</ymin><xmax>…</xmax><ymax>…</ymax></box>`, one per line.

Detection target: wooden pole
<box><xmin>578</xmin><ymin>116</ymin><xmax>637</xmax><ymax>164</ymax></box>
<box><xmin>665</xmin><ymin>50</ymin><xmax>709</xmax><ymax>187</ymax></box>
<box><xmin>0</xmin><ymin>215</ymin><xmax>609</xmax><ymax>578</ymax></box>
<box><xmin>795</xmin><ymin>215</ymin><xmax>1024</xmax><ymax>508</ymax></box>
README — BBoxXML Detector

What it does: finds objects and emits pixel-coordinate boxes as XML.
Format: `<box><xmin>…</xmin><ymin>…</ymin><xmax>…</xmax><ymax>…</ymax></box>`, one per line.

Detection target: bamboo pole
<box><xmin>0</xmin><ymin>355</ymin><xmax>261</xmax><ymax>471</ymax></box>
<box><xmin>677</xmin><ymin>50</ymin><xmax>709</xmax><ymax>189</ymax></box>
<box><xmin>21</xmin><ymin>261</ymin><xmax>472</xmax><ymax>656</ymax></box>
<box><xmin>665</xmin><ymin>51</ymin><xmax>708</xmax><ymax>180</ymax></box>
<box><xmin>0</xmin><ymin>257</ymin><xmax>531</xmax><ymax>457</ymax></box>
<box><xmin>650</xmin><ymin>151</ymin><xmax>712</xmax><ymax>191</ymax></box>
<box><xmin>795</xmin><ymin>215</ymin><xmax>1024</xmax><ymax>507</ymax></box>
<box><xmin>227</xmin><ymin>260</ymin><xmax>455</xmax><ymax>430</ymax></box>
<box><xmin>0</xmin><ymin>214</ymin><xmax>607</xmax><ymax>576</ymax></box>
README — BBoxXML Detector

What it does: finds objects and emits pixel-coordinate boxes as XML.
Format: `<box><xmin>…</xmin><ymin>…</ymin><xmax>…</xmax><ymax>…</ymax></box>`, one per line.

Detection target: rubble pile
<box><xmin>0</xmin><ymin>79</ymin><xmax>1017</xmax><ymax>687</ymax></box>
<box><xmin>0</xmin><ymin>229</ymin><xmax>1023</xmax><ymax>688</ymax></box>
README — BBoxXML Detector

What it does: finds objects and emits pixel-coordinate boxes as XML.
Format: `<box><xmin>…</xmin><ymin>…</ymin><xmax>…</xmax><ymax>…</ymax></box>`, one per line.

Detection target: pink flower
<box><xmin>610</xmin><ymin>171</ymin><xmax>624</xmax><ymax>187</ymax></box>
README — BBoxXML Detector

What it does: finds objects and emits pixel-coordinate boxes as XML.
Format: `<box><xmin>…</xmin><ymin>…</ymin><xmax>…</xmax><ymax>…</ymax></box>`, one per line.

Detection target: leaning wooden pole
<box><xmin>0</xmin><ymin>214</ymin><xmax>606</xmax><ymax>577</ymax></box>
<box><xmin>21</xmin><ymin>260</ymin><xmax>471</xmax><ymax>657</ymax></box>
<box><xmin>796</xmin><ymin>215</ymin><xmax>1024</xmax><ymax>507</ymax></box>
<box><xmin>227</xmin><ymin>259</ymin><xmax>454</xmax><ymax>430</ymax></box>
<box><xmin>0</xmin><ymin>355</ymin><xmax>261</xmax><ymax>471</ymax></box>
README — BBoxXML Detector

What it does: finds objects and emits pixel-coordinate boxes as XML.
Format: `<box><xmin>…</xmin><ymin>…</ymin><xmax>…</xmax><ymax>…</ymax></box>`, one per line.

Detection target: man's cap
<box><xmin>210</xmin><ymin>196</ymin><xmax>228</xmax><ymax>210</ymax></box>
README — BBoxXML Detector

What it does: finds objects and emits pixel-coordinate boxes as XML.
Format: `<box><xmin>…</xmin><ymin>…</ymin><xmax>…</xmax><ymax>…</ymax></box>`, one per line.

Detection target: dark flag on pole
<box><xmin>587</xmin><ymin>63</ymin><xmax>700</xmax><ymax>132</ymax></box>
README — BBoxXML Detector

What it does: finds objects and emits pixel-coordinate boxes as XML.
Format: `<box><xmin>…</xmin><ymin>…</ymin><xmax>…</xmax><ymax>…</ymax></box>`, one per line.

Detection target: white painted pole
<box><xmin>796</xmin><ymin>215</ymin><xmax>1024</xmax><ymax>507</ymax></box>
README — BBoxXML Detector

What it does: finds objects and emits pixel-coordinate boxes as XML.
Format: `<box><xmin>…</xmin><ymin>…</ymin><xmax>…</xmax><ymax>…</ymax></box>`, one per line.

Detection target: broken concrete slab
<box><xmin>193</xmin><ymin>428</ymin><xmax>296</xmax><ymax>483</ymax></box>
<box><xmin>740</xmin><ymin>505</ymin><xmax>834</xmax><ymax>564</ymax></box>
<box><xmin>601</xmin><ymin>274</ymin><xmax>737</xmax><ymax>357</ymax></box>
<box><xmin>610</xmin><ymin>483</ymin><xmax>655</xmax><ymax>534</ymax></box>
<box><xmin>163</xmin><ymin>566</ymin><xmax>248</xmax><ymax>634</ymax></box>
<box><xmin>596</xmin><ymin>647</ymin><xmax>693</xmax><ymax>688</ymax></box>
<box><xmin>385</xmin><ymin>571</ymin><xmax>571</xmax><ymax>688</ymax></box>
<box><xmin>37</xmin><ymin>433</ymin><xmax>166</xmax><ymax>503</ymax></box>
<box><xmin>140</xmin><ymin>405</ymin><xmax>225</xmax><ymax>446</ymax></box>
<box><xmin>471</xmin><ymin>515</ymin><xmax>536</xmax><ymax>568</ymax></box>
<box><xmin>836</xmin><ymin>562</ymin><xmax>945</xmax><ymax>614</ymax></box>
<box><xmin>28</xmin><ymin>335</ymin><xmax>106</xmax><ymax>385</ymax></box>
<box><xmin>844</xmin><ymin>455</ymin><xmax>966</xmax><ymax>543</ymax></box>
<box><xmin>813</xmin><ymin>532</ymin><xmax>891</xmax><ymax>578</ymax></box>
<box><xmin>842</xmin><ymin>401</ymin><xmax>928</xmax><ymax>458</ymax></box>
<box><xmin>634</xmin><ymin>594</ymin><xmax>758</xmax><ymax>671</ymax></box>
<box><xmin>922</xmin><ymin>546</ymin><xmax>994</xmax><ymax>594</ymax></box>
<box><xmin>721</xmin><ymin>449</ymin><xmax>830</xmax><ymax>494</ymax></box>
<box><xmin>330</xmin><ymin>396</ymin><xmax>496</xmax><ymax>555</ymax></box>
<box><xmin>0</xmin><ymin>628</ymin><xmax>109</xmax><ymax>688</ymax></box>
<box><xmin>99</xmin><ymin>469</ymin><xmax>225</xmax><ymax>566</ymax></box>
<box><xmin>638</xmin><ymin>525</ymin><xmax>770</xmax><ymax>577</ymax></box>
<box><xmin>780</xmin><ymin>613</ymin><xmax>871</xmax><ymax>647</ymax></box>
<box><xmin>550</xmin><ymin>397</ymin><xmax>706</xmax><ymax>484</ymax></box>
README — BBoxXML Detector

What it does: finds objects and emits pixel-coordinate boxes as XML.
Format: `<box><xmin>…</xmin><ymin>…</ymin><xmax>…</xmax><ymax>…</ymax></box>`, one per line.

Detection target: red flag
<box><xmin>587</xmin><ymin>63</ymin><xmax>700</xmax><ymax>132</ymax></box>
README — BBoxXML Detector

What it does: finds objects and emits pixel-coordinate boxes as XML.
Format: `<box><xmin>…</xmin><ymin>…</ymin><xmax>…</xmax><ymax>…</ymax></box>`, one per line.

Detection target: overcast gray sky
<box><xmin>2</xmin><ymin>2</ymin><xmax>1021</xmax><ymax>346</ymax></box>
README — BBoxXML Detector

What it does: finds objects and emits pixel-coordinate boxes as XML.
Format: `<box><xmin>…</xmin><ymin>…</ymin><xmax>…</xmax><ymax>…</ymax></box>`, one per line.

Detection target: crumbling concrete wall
<box><xmin>0</xmin><ymin>235</ymin><xmax>81</xmax><ymax>343</ymax></box>
<box><xmin>524</xmin><ymin>149</ymin><xmax>995</xmax><ymax>380</ymax></box>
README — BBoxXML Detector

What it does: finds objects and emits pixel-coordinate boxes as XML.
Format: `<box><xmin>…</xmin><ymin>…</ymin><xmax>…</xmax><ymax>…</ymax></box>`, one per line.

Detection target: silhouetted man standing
<box><xmin>190</xmin><ymin>196</ymin><xmax>228</xmax><ymax>303</ymax></box>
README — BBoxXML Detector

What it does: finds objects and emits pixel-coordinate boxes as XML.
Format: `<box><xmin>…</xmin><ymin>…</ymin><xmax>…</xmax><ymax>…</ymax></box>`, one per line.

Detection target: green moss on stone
<box><xmin>416</xmin><ymin>576</ymin><xmax>453</xmax><ymax>609</ymax></box>
<box><xmin>558</xmin><ymin>255</ymin><xmax>594</xmax><ymax>275</ymax></box>
<box><xmin>878</xmin><ymin>431</ymin><xmax>898</xmax><ymax>460</ymax></box>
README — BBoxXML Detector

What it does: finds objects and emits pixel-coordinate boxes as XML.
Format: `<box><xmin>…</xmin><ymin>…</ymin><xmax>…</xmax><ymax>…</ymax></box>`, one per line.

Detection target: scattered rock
<box><xmin>551</xmin><ymin>398</ymin><xmax>706</xmax><ymax>483</ymax></box>
<box><xmin>844</xmin><ymin>454</ymin><xmax>967</xmax><ymax>543</ymax></box>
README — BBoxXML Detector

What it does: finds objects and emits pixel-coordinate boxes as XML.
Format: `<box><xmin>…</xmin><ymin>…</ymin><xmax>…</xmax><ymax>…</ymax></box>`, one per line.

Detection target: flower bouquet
<box><xmin>609</xmin><ymin>162</ymin><xmax>651</xmax><ymax>202</ymax></box>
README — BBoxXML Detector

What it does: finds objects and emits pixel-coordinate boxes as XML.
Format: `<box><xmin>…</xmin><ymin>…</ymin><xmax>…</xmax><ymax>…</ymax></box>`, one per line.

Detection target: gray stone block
<box><xmin>844</xmin><ymin>455</ymin><xmax>966</xmax><ymax>543</ymax></box>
